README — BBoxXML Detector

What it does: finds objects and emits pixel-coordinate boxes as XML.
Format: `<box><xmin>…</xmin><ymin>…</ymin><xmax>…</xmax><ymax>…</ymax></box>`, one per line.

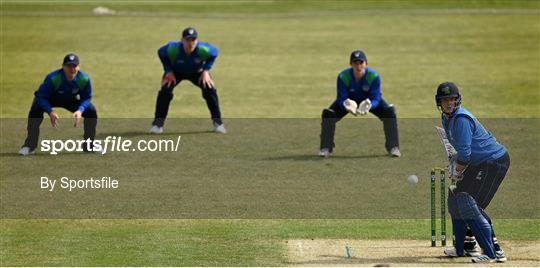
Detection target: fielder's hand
<box><xmin>199</xmin><ymin>70</ymin><xmax>215</xmax><ymax>90</ymax></box>
<box><xmin>49</xmin><ymin>111</ymin><xmax>59</xmax><ymax>128</ymax></box>
<box><xmin>343</xmin><ymin>99</ymin><xmax>358</xmax><ymax>115</ymax></box>
<box><xmin>161</xmin><ymin>72</ymin><xmax>177</xmax><ymax>88</ymax></box>
<box><xmin>73</xmin><ymin>111</ymin><xmax>82</xmax><ymax>128</ymax></box>
<box><xmin>357</xmin><ymin>99</ymin><xmax>372</xmax><ymax>115</ymax></box>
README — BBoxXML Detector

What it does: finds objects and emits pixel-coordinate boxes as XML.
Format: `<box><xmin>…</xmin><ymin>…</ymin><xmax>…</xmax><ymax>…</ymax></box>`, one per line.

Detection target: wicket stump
<box><xmin>431</xmin><ymin>167</ymin><xmax>447</xmax><ymax>247</ymax></box>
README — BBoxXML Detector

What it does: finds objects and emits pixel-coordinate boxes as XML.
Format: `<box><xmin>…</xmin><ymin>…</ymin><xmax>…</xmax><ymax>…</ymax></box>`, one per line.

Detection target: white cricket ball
<box><xmin>407</xmin><ymin>174</ymin><xmax>418</xmax><ymax>185</ymax></box>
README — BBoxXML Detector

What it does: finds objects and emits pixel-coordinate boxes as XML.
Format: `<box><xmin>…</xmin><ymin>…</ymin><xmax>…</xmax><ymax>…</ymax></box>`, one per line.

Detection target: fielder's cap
<box><xmin>62</xmin><ymin>53</ymin><xmax>79</xmax><ymax>66</ymax></box>
<box><xmin>350</xmin><ymin>50</ymin><xmax>367</xmax><ymax>62</ymax></box>
<box><xmin>182</xmin><ymin>27</ymin><xmax>198</xmax><ymax>39</ymax></box>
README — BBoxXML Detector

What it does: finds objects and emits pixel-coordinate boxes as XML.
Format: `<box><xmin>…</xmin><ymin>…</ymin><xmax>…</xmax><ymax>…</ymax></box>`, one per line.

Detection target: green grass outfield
<box><xmin>1</xmin><ymin>1</ymin><xmax>539</xmax><ymax>266</ymax></box>
<box><xmin>2</xmin><ymin>219</ymin><xmax>538</xmax><ymax>266</ymax></box>
<box><xmin>2</xmin><ymin>0</ymin><xmax>539</xmax><ymax>118</ymax></box>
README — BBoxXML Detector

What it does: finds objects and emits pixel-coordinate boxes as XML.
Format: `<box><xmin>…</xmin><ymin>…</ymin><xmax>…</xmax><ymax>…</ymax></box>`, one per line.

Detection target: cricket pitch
<box><xmin>286</xmin><ymin>239</ymin><xmax>540</xmax><ymax>266</ymax></box>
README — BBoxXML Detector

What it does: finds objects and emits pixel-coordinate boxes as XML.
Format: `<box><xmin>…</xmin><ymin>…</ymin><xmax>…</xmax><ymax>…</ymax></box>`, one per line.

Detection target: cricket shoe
<box><xmin>213</xmin><ymin>123</ymin><xmax>227</xmax><ymax>134</ymax></box>
<box><xmin>496</xmin><ymin>249</ymin><xmax>507</xmax><ymax>262</ymax></box>
<box><xmin>493</xmin><ymin>237</ymin><xmax>507</xmax><ymax>262</ymax></box>
<box><xmin>149</xmin><ymin>125</ymin><xmax>163</xmax><ymax>134</ymax></box>
<box><xmin>471</xmin><ymin>255</ymin><xmax>497</xmax><ymax>263</ymax></box>
<box><xmin>388</xmin><ymin>146</ymin><xmax>401</xmax><ymax>157</ymax></box>
<box><xmin>442</xmin><ymin>247</ymin><xmax>461</xmax><ymax>257</ymax></box>
<box><xmin>443</xmin><ymin>247</ymin><xmax>461</xmax><ymax>257</ymax></box>
<box><xmin>18</xmin><ymin>146</ymin><xmax>35</xmax><ymax>156</ymax></box>
<box><xmin>318</xmin><ymin>148</ymin><xmax>331</xmax><ymax>158</ymax></box>
<box><xmin>443</xmin><ymin>247</ymin><xmax>480</xmax><ymax>257</ymax></box>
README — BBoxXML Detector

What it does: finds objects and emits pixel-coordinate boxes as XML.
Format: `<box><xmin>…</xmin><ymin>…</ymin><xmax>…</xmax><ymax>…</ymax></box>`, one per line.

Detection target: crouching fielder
<box><xmin>319</xmin><ymin>50</ymin><xmax>400</xmax><ymax>157</ymax></box>
<box><xmin>436</xmin><ymin>82</ymin><xmax>509</xmax><ymax>263</ymax></box>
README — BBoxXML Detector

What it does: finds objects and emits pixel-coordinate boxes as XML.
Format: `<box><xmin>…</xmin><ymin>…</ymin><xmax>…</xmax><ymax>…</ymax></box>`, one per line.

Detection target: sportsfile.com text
<box><xmin>40</xmin><ymin>136</ymin><xmax>181</xmax><ymax>155</ymax></box>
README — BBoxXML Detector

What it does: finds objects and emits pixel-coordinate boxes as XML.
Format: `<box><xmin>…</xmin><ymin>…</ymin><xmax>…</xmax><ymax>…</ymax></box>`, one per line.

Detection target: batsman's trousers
<box><xmin>448</xmin><ymin>152</ymin><xmax>510</xmax><ymax>255</ymax></box>
<box><xmin>455</xmin><ymin>152</ymin><xmax>510</xmax><ymax>210</ymax></box>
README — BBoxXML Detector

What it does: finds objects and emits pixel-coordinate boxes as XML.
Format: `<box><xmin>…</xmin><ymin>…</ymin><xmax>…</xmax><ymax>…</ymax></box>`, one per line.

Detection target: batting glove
<box><xmin>448</xmin><ymin>156</ymin><xmax>464</xmax><ymax>181</ymax></box>
<box><xmin>357</xmin><ymin>99</ymin><xmax>372</xmax><ymax>115</ymax></box>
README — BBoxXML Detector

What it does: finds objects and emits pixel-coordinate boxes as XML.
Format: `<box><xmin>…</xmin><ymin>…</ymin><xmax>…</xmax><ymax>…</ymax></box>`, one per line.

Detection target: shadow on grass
<box><xmin>0</xmin><ymin>151</ymin><xmax>105</xmax><ymax>157</ymax></box>
<box><xmin>328</xmin><ymin>154</ymin><xmax>389</xmax><ymax>159</ymax></box>
<box><xmin>97</xmin><ymin>130</ymin><xmax>213</xmax><ymax>138</ymax></box>
<box><xmin>264</xmin><ymin>153</ymin><xmax>388</xmax><ymax>161</ymax></box>
<box><xmin>0</xmin><ymin>152</ymin><xmax>28</xmax><ymax>157</ymax></box>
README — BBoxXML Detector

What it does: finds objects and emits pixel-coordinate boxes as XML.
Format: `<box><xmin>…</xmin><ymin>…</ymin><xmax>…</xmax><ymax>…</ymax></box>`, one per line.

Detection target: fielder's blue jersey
<box><xmin>158</xmin><ymin>41</ymin><xmax>218</xmax><ymax>74</ymax></box>
<box><xmin>35</xmin><ymin>69</ymin><xmax>92</xmax><ymax>113</ymax></box>
<box><xmin>336</xmin><ymin>66</ymin><xmax>382</xmax><ymax>110</ymax></box>
<box><xmin>442</xmin><ymin>107</ymin><xmax>507</xmax><ymax>166</ymax></box>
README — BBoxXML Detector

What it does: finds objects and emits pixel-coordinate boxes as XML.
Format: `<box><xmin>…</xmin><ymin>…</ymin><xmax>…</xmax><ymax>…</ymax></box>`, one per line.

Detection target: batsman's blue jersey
<box><xmin>336</xmin><ymin>67</ymin><xmax>382</xmax><ymax>110</ymax></box>
<box><xmin>35</xmin><ymin>69</ymin><xmax>92</xmax><ymax>113</ymax></box>
<box><xmin>442</xmin><ymin>107</ymin><xmax>507</xmax><ymax>166</ymax></box>
<box><xmin>158</xmin><ymin>41</ymin><xmax>218</xmax><ymax>74</ymax></box>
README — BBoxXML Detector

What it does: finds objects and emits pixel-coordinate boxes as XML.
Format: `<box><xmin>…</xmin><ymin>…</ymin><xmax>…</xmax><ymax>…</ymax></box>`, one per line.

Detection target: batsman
<box><xmin>436</xmin><ymin>82</ymin><xmax>509</xmax><ymax>263</ymax></box>
<box><xmin>319</xmin><ymin>50</ymin><xmax>400</xmax><ymax>157</ymax></box>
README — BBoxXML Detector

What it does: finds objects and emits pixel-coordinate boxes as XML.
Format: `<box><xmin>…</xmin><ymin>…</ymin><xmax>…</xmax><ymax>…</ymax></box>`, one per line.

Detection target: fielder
<box><xmin>436</xmin><ymin>82</ymin><xmax>508</xmax><ymax>263</ymax></box>
<box><xmin>319</xmin><ymin>50</ymin><xmax>400</xmax><ymax>157</ymax></box>
<box><xmin>150</xmin><ymin>27</ymin><xmax>226</xmax><ymax>134</ymax></box>
<box><xmin>19</xmin><ymin>53</ymin><xmax>97</xmax><ymax>155</ymax></box>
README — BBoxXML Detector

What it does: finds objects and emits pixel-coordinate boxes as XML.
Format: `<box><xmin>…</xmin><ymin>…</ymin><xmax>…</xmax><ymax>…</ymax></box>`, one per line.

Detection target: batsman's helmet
<box><xmin>435</xmin><ymin>81</ymin><xmax>461</xmax><ymax>109</ymax></box>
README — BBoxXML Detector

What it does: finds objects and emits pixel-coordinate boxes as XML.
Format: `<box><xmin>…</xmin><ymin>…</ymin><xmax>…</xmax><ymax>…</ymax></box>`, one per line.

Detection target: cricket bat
<box><xmin>435</xmin><ymin>126</ymin><xmax>457</xmax><ymax>160</ymax></box>
<box><xmin>435</xmin><ymin>126</ymin><xmax>461</xmax><ymax>187</ymax></box>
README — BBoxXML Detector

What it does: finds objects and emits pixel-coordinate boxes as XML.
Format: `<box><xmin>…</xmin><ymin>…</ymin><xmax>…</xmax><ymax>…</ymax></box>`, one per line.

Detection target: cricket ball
<box><xmin>407</xmin><ymin>174</ymin><xmax>418</xmax><ymax>185</ymax></box>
